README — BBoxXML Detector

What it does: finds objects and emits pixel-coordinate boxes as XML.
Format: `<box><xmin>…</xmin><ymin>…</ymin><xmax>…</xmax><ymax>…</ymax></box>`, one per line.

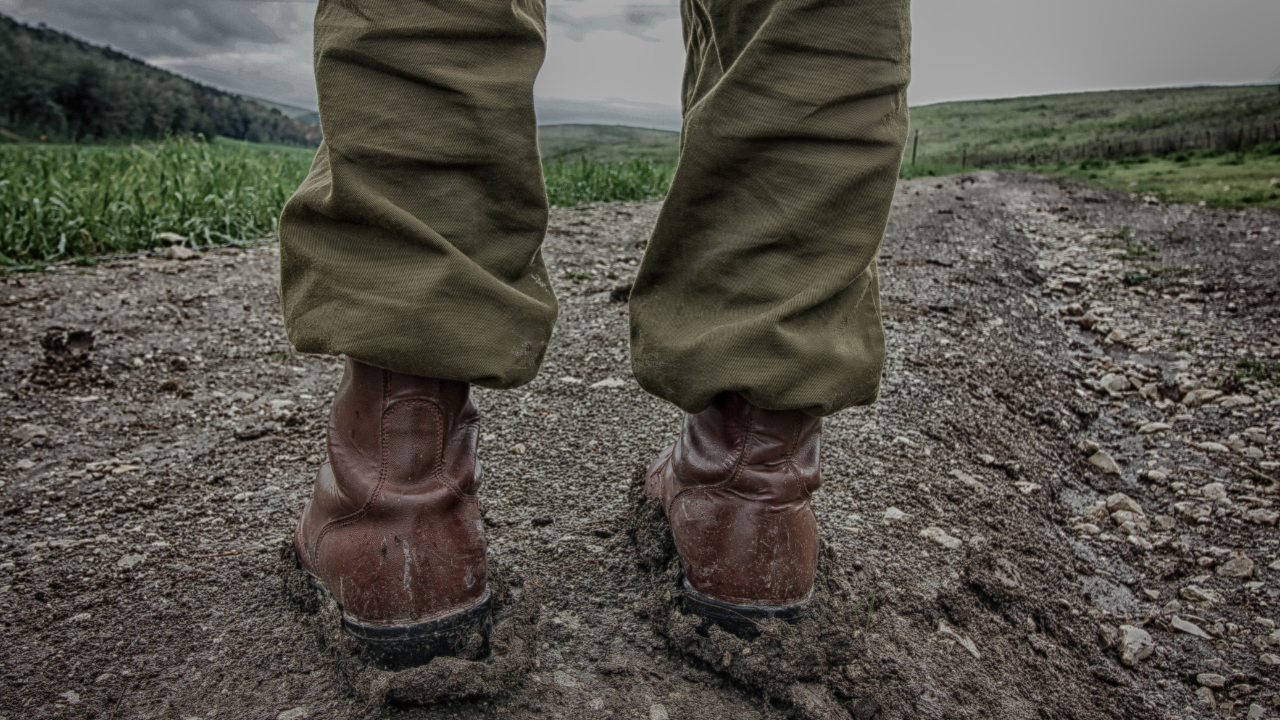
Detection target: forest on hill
<box><xmin>0</xmin><ymin>13</ymin><xmax>319</xmax><ymax>146</ymax></box>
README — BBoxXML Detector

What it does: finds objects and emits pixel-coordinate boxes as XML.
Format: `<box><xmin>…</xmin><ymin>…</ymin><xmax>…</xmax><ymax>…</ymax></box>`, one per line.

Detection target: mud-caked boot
<box><xmin>294</xmin><ymin>358</ymin><xmax>491</xmax><ymax>669</ymax></box>
<box><xmin>646</xmin><ymin>392</ymin><xmax>821</xmax><ymax>638</ymax></box>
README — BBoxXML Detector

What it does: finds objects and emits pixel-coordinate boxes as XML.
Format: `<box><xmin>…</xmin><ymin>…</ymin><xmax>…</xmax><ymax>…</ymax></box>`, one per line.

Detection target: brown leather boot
<box><xmin>646</xmin><ymin>391</ymin><xmax>821</xmax><ymax>638</ymax></box>
<box><xmin>294</xmin><ymin>358</ymin><xmax>490</xmax><ymax>669</ymax></box>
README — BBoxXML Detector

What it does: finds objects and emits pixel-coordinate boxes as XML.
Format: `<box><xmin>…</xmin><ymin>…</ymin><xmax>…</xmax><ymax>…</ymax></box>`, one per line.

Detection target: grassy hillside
<box><xmin>904</xmin><ymin>84</ymin><xmax>1280</xmax><ymax>172</ymax></box>
<box><xmin>538</xmin><ymin>124</ymin><xmax>679</xmax><ymax>163</ymax></box>
<box><xmin>0</xmin><ymin>13</ymin><xmax>319</xmax><ymax>146</ymax></box>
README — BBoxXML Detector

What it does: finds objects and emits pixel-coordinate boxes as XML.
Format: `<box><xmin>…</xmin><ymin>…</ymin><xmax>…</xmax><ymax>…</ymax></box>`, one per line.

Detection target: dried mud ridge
<box><xmin>278</xmin><ymin>545</ymin><xmax>543</xmax><ymax>707</ymax></box>
<box><xmin>2</xmin><ymin>171</ymin><xmax>1279</xmax><ymax>719</ymax></box>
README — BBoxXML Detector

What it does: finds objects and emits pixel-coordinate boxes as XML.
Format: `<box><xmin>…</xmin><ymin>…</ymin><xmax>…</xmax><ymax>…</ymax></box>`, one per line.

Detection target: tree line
<box><xmin>0</xmin><ymin>13</ymin><xmax>320</xmax><ymax>146</ymax></box>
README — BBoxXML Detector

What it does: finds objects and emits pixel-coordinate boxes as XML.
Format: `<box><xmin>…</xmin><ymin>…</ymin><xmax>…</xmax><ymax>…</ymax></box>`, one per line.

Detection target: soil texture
<box><xmin>2</xmin><ymin>172</ymin><xmax>1279</xmax><ymax>719</ymax></box>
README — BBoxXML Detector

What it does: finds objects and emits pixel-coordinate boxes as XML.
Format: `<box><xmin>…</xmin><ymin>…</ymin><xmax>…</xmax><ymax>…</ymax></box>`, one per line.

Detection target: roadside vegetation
<box><xmin>0</xmin><ymin>139</ymin><xmax>312</xmax><ymax>265</ymax></box>
<box><xmin>1024</xmin><ymin>144</ymin><xmax>1280</xmax><ymax>210</ymax></box>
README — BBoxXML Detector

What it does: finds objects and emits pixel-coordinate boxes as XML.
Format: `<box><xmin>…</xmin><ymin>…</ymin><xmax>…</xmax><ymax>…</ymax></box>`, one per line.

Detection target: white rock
<box><xmin>1146</xmin><ymin>469</ymin><xmax>1169</xmax><ymax>482</ymax></box>
<box><xmin>1216</xmin><ymin>555</ymin><xmax>1255</xmax><ymax>579</ymax></box>
<box><xmin>1170</xmin><ymin>615</ymin><xmax>1213</xmax><ymax>639</ymax></box>
<box><xmin>919</xmin><ymin>526</ymin><xmax>963</xmax><ymax>550</ymax></box>
<box><xmin>1196</xmin><ymin>442</ymin><xmax>1230</xmax><ymax>453</ymax></box>
<box><xmin>883</xmin><ymin>507</ymin><xmax>908</xmax><ymax>523</ymax></box>
<box><xmin>1246</xmin><ymin>509</ymin><xmax>1279</xmax><ymax>526</ymax></box>
<box><xmin>277</xmin><ymin>709</ymin><xmax>309</xmax><ymax>720</ymax></box>
<box><xmin>1248</xmin><ymin>703</ymin><xmax>1265</xmax><ymax>720</ymax></box>
<box><xmin>558</xmin><ymin>376</ymin><xmax>582</xmax><ymax>384</ymax></box>
<box><xmin>1088</xmin><ymin>451</ymin><xmax>1121</xmax><ymax>475</ymax></box>
<box><xmin>1117</xmin><ymin>625</ymin><xmax>1154</xmax><ymax>666</ymax></box>
<box><xmin>11</xmin><ymin>424</ymin><xmax>48</xmax><ymax>442</ymax></box>
<box><xmin>554</xmin><ymin>670</ymin><xmax>579</xmax><ymax>688</ymax></box>
<box><xmin>1196</xmin><ymin>673</ymin><xmax>1227</xmax><ymax>689</ymax></box>
<box><xmin>1106</xmin><ymin>493</ymin><xmax>1143</xmax><ymax>515</ymax></box>
<box><xmin>937</xmin><ymin>619</ymin><xmax>981</xmax><ymax>658</ymax></box>
<box><xmin>650</xmin><ymin>704</ymin><xmax>669</xmax><ymax>720</ymax></box>
<box><xmin>589</xmin><ymin>378</ymin><xmax>625</xmax><ymax>389</ymax></box>
<box><xmin>1216</xmin><ymin>395</ymin><xmax>1254</xmax><ymax>408</ymax></box>
<box><xmin>1182</xmin><ymin>388</ymin><xmax>1223</xmax><ymax>408</ymax></box>
<box><xmin>1180</xmin><ymin>585</ymin><xmax>1224</xmax><ymax>605</ymax></box>
<box><xmin>1200</xmin><ymin>483</ymin><xmax>1228</xmax><ymax>502</ymax></box>
<box><xmin>154</xmin><ymin>231</ymin><xmax>187</xmax><ymax>244</ymax></box>
<box><xmin>949</xmin><ymin>469</ymin><xmax>987</xmax><ymax>492</ymax></box>
<box><xmin>1260</xmin><ymin>653</ymin><xmax>1280</xmax><ymax>665</ymax></box>
<box><xmin>1014</xmin><ymin>481</ymin><xmax>1042</xmax><ymax>494</ymax></box>
<box><xmin>1100</xmin><ymin>373</ymin><xmax>1130</xmax><ymax>393</ymax></box>
<box><xmin>60</xmin><ymin>690</ymin><xmax>80</xmax><ymax>704</ymax></box>
<box><xmin>164</xmin><ymin>245</ymin><xmax>198</xmax><ymax>261</ymax></box>
<box><xmin>1194</xmin><ymin>686</ymin><xmax>1216</xmax><ymax>707</ymax></box>
<box><xmin>116</xmin><ymin>554</ymin><xmax>146</xmax><ymax>570</ymax></box>
<box><xmin>1138</xmin><ymin>422</ymin><xmax>1172</xmax><ymax>434</ymax></box>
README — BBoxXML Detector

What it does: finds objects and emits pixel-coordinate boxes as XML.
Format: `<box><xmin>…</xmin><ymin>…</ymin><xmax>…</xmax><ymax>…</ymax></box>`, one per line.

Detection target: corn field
<box><xmin>0</xmin><ymin>139</ymin><xmax>313</xmax><ymax>264</ymax></box>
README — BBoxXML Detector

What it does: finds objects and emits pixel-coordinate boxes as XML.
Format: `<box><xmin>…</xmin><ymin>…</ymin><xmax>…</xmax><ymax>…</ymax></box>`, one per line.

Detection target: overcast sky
<box><xmin>2</xmin><ymin>0</ymin><xmax>1278</xmax><ymax>130</ymax></box>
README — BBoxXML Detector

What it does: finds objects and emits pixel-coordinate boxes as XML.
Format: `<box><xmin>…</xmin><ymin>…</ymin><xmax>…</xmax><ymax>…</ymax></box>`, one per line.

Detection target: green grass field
<box><xmin>0</xmin><ymin>135</ymin><xmax>679</xmax><ymax>265</ymax></box>
<box><xmin>1026</xmin><ymin>144</ymin><xmax>1280</xmax><ymax>209</ymax></box>
<box><xmin>0</xmin><ymin>138</ymin><xmax>313</xmax><ymax>265</ymax></box>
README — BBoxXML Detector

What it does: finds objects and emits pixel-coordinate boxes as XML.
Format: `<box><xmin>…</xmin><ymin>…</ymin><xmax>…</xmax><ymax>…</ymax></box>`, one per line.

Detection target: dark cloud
<box><xmin>0</xmin><ymin>0</ymin><xmax>309</xmax><ymax>58</ymax></box>
<box><xmin>548</xmin><ymin>2</ymin><xmax>678</xmax><ymax>42</ymax></box>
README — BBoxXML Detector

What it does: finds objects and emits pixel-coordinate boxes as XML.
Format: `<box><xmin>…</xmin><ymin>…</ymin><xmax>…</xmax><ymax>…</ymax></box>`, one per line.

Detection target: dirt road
<box><xmin>2</xmin><ymin>172</ymin><xmax>1278</xmax><ymax>719</ymax></box>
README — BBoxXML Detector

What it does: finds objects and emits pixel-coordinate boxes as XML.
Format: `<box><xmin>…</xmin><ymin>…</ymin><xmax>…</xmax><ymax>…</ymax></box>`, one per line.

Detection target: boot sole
<box><xmin>681</xmin><ymin>578</ymin><xmax>811</xmax><ymax>640</ymax></box>
<box><xmin>304</xmin><ymin>573</ymin><xmax>492</xmax><ymax>671</ymax></box>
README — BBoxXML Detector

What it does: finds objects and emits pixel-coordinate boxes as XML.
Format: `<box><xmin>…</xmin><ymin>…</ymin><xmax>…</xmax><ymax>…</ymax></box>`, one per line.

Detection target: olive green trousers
<box><xmin>280</xmin><ymin>0</ymin><xmax>910</xmax><ymax>416</ymax></box>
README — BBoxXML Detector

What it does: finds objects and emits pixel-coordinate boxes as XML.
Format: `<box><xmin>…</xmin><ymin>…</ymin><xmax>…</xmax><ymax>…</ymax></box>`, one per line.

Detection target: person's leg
<box><xmin>642</xmin><ymin>0</ymin><xmax>910</xmax><ymax>636</ymax></box>
<box><xmin>632</xmin><ymin>0</ymin><xmax>910</xmax><ymax>417</ymax></box>
<box><xmin>280</xmin><ymin>0</ymin><xmax>555</xmax><ymax>388</ymax></box>
<box><xmin>280</xmin><ymin>0</ymin><xmax>551</xmax><ymax>669</ymax></box>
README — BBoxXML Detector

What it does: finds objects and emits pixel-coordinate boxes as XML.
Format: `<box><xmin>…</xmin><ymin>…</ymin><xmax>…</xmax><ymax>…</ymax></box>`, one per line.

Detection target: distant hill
<box><xmin>0</xmin><ymin>13</ymin><xmax>320</xmax><ymax>146</ymax></box>
<box><xmin>907</xmin><ymin>84</ymin><xmax>1280</xmax><ymax>169</ymax></box>
<box><xmin>538</xmin><ymin>124</ymin><xmax>679</xmax><ymax>164</ymax></box>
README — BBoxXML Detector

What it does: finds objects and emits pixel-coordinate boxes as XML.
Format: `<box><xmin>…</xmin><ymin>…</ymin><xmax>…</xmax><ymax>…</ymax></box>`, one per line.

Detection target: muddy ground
<box><xmin>2</xmin><ymin>172</ymin><xmax>1279</xmax><ymax>719</ymax></box>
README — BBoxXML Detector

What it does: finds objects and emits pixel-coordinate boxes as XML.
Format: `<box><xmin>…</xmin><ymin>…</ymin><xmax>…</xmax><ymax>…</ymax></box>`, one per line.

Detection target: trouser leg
<box><xmin>629</xmin><ymin>0</ymin><xmax>911</xmax><ymax>417</ymax></box>
<box><xmin>279</xmin><ymin>0</ymin><xmax>555</xmax><ymax>389</ymax></box>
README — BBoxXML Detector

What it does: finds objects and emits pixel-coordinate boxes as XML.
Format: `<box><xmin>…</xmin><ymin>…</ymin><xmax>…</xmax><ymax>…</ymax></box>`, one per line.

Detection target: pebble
<box><xmin>589</xmin><ymin>378</ymin><xmax>625</xmax><ymax>389</ymax></box>
<box><xmin>1138</xmin><ymin>422</ymin><xmax>1172</xmax><ymax>434</ymax></box>
<box><xmin>60</xmin><ymin>690</ymin><xmax>80</xmax><ymax>704</ymax></box>
<box><xmin>11</xmin><ymin>424</ymin><xmax>48</xmax><ymax>442</ymax></box>
<box><xmin>1217</xmin><ymin>554</ymin><xmax>1255</xmax><ymax>579</ymax></box>
<box><xmin>949</xmin><ymin>469</ymin><xmax>987</xmax><ymax>492</ymax></box>
<box><xmin>920</xmin><ymin>527</ymin><xmax>963</xmax><ymax>550</ymax></box>
<box><xmin>1146</xmin><ymin>469</ymin><xmax>1169</xmax><ymax>482</ymax></box>
<box><xmin>1117</xmin><ymin>625</ymin><xmax>1154</xmax><ymax>666</ymax></box>
<box><xmin>650</xmin><ymin>704</ymin><xmax>669</xmax><ymax>720</ymax></box>
<box><xmin>1106</xmin><ymin>493</ymin><xmax>1143</xmax><ymax>515</ymax></box>
<box><xmin>1171</xmin><ymin>615</ymin><xmax>1214</xmax><ymax>640</ymax></box>
<box><xmin>1217</xmin><ymin>395</ymin><xmax>1254</xmax><ymax>408</ymax></box>
<box><xmin>1247</xmin><ymin>703</ymin><xmax>1265</xmax><ymax>720</ymax></box>
<box><xmin>883</xmin><ymin>507</ymin><xmax>908</xmax><ymax>523</ymax></box>
<box><xmin>164</xmin><ymin>245</ymin><xmax>199</xmax><ymax>261</ymax></box>
<box><xmin>1181</xmin><ymin>586</ymin><xmax>1224</xmax><ymax>605</ymax></box>
<box><xmin>116</xmin><ymin>554</ymin><xmax>146</xmax><ymax>570</ymax></box>
<box><xmin>1196</xmin><ymin>441</ymin><xmax>1231</xmax><ymax>454</ymax></box>
<box><xmin>1260</xmin><ymin>654</ymin><xmax>1280</xmax><ymax>666</ymax></box>
<box><xmin>1246</xmin><ymin>509</ymin><xmax>1279</xmax><ymax>526</ymax></box>
<box><xmin>1194</xmin><ymin>686</ymin><xmax>1216</xmax><ymax>707</ymax></box>
<box><xmin>937</xmin><ymin>619</ymin><xmax>981</xmax><ymax>658</ymax></box>
<box><xmin>1183</xmin><ymin>388</ymin><xmax>1224</xmax><ymax>407</ymax></box>
<box><xmin>1088</xmin><ymin>450</ymin><xmax>1121</xmax><ymax>475</ymax></box>
<box><xmin>1201</xmin><ymin>483</ymin><xmax>1228</xmax><ymax>502</ymax></box>
<box><xmin>1172</xmin><ymin>502</ymin><xmax>1213</xmax><ymax>517</ymax></box>
<box><xmin>277</xmin><ymin>709</ymin><xmax>309</xmax><ymax>720</ymax></box>
<box><xmin>554</xmin><ymin>670</ymin><xmax>579</xmax><ymax>688</ymax></box>
<box><xmin>1197</xmin><ymin>673</ymin><xmax>1227</xmax><ymax>689</ymax></box>
<box><xmin>1100</xmin><ymin>373</ymin><xmax>1130</xmax><ymax>393</ymax></box>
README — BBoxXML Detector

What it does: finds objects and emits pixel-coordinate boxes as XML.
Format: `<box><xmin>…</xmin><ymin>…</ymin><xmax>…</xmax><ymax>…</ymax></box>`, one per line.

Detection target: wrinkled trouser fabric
<box><xmin>280</xmin><ymin>0</ymin><xmax>910</xmax><ymax>417</ymax></box>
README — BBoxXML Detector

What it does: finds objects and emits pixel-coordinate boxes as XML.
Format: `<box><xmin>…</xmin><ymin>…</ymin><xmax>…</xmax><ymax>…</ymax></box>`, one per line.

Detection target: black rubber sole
<box><xmin>307</xmin><ymin>575</ymin><xmax>493</xmax><ymax>671</ymax></box>
<box><xmin>680</xmin><ymin>578</ymin><xmax>811</xmax><ymax>640</ymax></box>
